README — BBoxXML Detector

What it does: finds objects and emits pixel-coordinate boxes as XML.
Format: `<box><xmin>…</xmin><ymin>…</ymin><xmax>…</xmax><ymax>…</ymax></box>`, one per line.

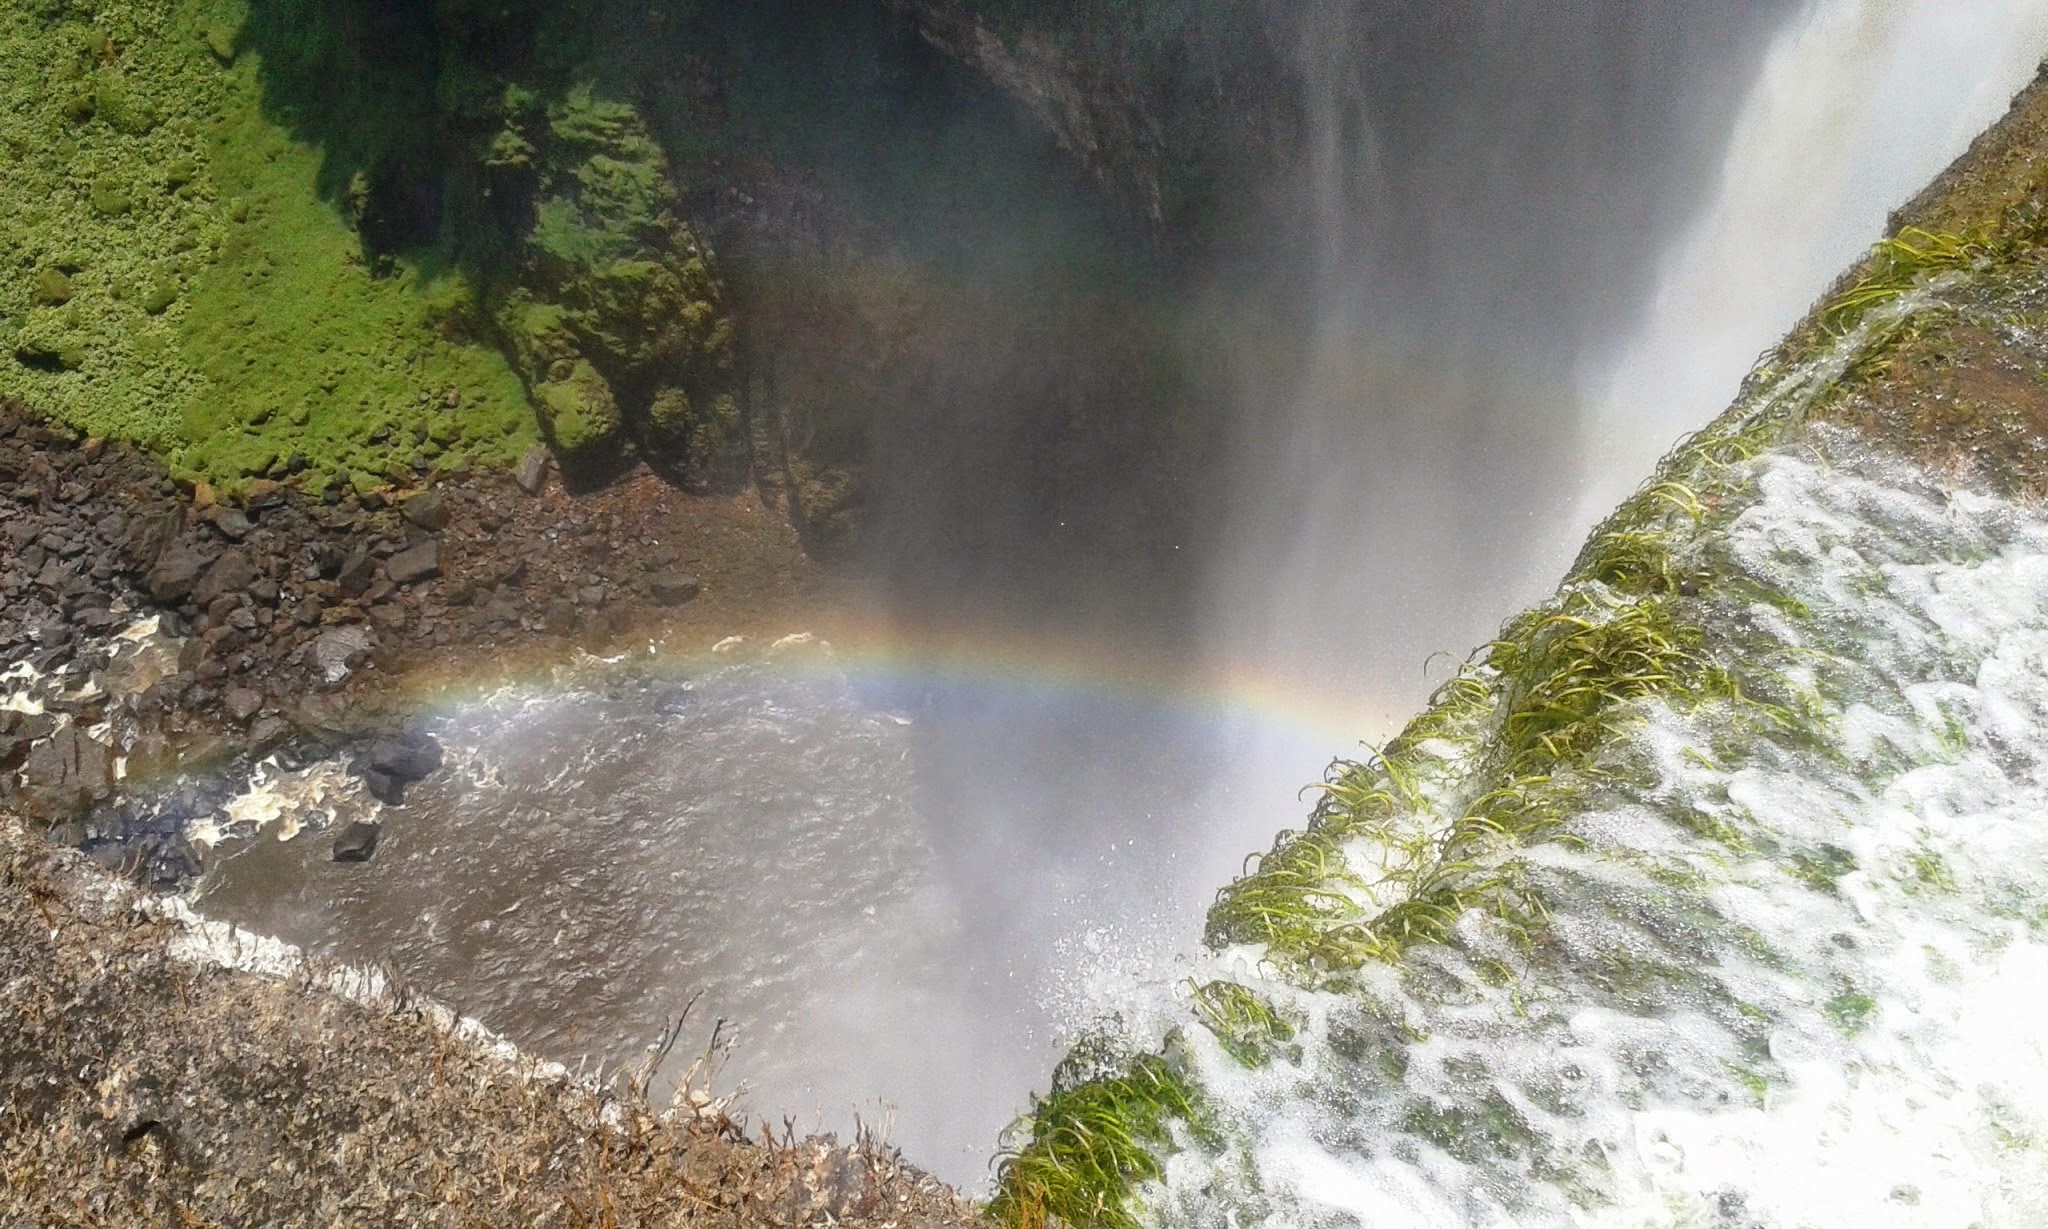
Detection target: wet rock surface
<box><xmin>331</xmin><ymin>819</ymin><xmax>381</xmax><ymax>863</ymax></box>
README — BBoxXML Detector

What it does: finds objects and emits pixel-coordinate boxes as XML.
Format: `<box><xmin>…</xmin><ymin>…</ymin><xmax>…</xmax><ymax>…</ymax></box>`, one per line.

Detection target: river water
<box><xmin>188</xmin><ymin>0</ymin><xmax>2048</xmax><ymax>1200</ymax></box>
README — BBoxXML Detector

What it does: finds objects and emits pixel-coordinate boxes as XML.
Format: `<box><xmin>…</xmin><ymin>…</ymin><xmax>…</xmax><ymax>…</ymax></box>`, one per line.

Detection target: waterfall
<box><xmin>1015</xmin><ymin>2</ymin><xmax>2048</xmax><ymax>1225</ymax></box>
<box><xmin>1579</xmin><ymin>0</ymin><xmax>2048</xmax><ymax>526</ymax></box>
<box><xmin>1198</xmin><ymin>0</ymin><xmax>2048</xmax><ymax>901</ymax></box>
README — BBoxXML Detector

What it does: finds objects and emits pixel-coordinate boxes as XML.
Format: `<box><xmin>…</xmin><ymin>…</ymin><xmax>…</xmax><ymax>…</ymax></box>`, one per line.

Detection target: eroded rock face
<box><xmin>19</xmin><ymin>724</ymin><xmax>114</xmax><ymax>821</ymax></box>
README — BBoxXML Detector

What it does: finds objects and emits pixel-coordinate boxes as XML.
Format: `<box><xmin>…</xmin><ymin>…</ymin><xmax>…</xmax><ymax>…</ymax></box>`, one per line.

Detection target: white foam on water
<box><xmin>195</xmin><ymin>757</ymin><xmax>363</xmax><ymax>847</ymax></box>
<box><xmin>1128</xmin><ymin>446</ymin><xmax>2048</xmax><ymax>1228</ymax></box>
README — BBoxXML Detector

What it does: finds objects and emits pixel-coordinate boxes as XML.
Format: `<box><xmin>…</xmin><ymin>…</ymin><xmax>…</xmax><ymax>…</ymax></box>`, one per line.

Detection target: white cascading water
<box><xmin>1107</xmin><ymin>1</ymin><xmax>2048</xmax><ymax>1224</ymax></box>
<box><xmin>1202</xmin><ymin>0</ymin><xmax>2048</xmax><ymax>910</ymax></box>
<box><xmin>1578</xmin><ymin>0</ymin><xmax>2048</xmax><ymax>525</ymax></box>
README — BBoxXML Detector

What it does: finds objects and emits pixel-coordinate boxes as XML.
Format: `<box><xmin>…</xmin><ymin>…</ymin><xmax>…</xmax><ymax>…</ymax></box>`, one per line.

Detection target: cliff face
<box><xmin>880</xmin><ymin>0</ymin><xmax>1284</xmax><ymax>244</ymax></box>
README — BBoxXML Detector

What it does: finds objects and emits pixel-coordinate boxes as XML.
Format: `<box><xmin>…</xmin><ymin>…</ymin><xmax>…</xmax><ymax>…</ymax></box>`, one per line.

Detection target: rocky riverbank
<box><xmin>0</xmin><ymin>392</ymin><xmax>987</xmax><ymax>1224</ymax></box>
<box><xmin>0</xmin><ymin>395</ymin><xmax>822</xmax><ymax>870</ymax></box>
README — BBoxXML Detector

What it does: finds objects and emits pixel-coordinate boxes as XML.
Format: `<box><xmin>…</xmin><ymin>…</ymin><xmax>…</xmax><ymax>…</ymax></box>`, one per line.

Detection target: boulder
<box><xmin>335</xmin><ymin>550</ymin><xmax>377</xmax><ymax>598</ymax></box>
<box><xmin>207</xmin><ymin>507</ymin><xmax>254</xmax><ymax>541</ymax></box>
<box><xmin>647</xmin><ymin>571</ymin><xmax>701</xmax><ymax>605</ymax></box>
<box><xmin>400</xmin><ymin>489</ymin><xmax>449</xmax><ymax>531</ymax></box>
<box><xmin>190</xmin><ymin>551</ymin><xmax>258</xmax><ymax>609</ymax></box>
<box><xmin>385</xmin><ymin>540</ymin><xmax>440</xmax><ymax>585</ymax></box>
<box><xmin>311</xmin><ymin>626</ymin><xmax>373</xmax><ymax>683</ymax></box>
<box><xmin>19</xmin><ymin>724</ymin><xmax>114</xmax><ymax>819</ymax></box>
<box><xmin>331</xmin><ymin>820</ymin><xmax>381</xmax><ymax>863</ymax></box>
<box><xmin>361</xmin><ymin>732</ymin><xmax>442</xmax><ymax>805</ymax></box>
<box><xmin>144</xmin><ymin>542</ymin><xmax>214</xmax><ymax>603</ymax></box>
<box><xmin>514</xmin><ymin>445</ymin><xmax>550</xmax><ymax>495</ymax></box>
<box><xmin>223</xmin><ymin>686</ymin><xmax>264</xmax><ymax>722</ymax></box>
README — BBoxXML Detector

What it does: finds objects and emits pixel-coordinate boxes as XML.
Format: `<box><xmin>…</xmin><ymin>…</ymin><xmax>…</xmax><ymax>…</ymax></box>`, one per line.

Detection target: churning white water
<box><xmin>1193</xmin><ymin>0</ymin><xmax>2048</xmax><ymax>1033</ymax></box>
<box><xmin>1125</xmin><ymin>437</ymin><xmax>2048</xmax><ymax>1227</ymax></box>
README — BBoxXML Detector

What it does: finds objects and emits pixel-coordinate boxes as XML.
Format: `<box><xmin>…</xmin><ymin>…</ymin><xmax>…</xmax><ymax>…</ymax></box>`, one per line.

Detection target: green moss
<box><xmin>1789</xmin><ymin>843</ymin><xmax>1857</xmax><ymax>893</ymax></box>
<box><xmin>30</xmin><ymin>268</ymin><xmax>73</xmax><ymax>306</ymax></box>
<box><xmin>1189</xmin><ymin>980</ymin><xmax>1298</xmax><ymax>1068</ymax></box>
<box><xmin>532</xmin><ymin>358</ymin><xmax>619</xmax><ymax>460</ymax></box>
<box><xmin>1825</xmin><ymin>989</ymin><xmax>1878</xmax><ymax>1035</ymax></box>
<box><xmin>0</xmin><ymin>0</ymin><xmax>537</xmax><ymax>476</ymax></box>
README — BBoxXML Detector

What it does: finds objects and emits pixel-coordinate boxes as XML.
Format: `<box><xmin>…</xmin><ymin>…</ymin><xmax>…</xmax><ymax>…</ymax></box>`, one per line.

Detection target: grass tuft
<box><xmin>1188</xmin><ymin>980</ymin><xmax>1298</xmax><ymax>1068</ymax></box>
<box><xmin>989</xmin><ymin>1053</ymin><xmax>1207</xmax><ymax>1229</ymax></box>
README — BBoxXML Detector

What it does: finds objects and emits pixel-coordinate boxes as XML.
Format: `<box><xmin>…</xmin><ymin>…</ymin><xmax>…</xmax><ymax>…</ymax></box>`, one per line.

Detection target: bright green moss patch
<box><xmin>0</xmin><ymin>0</ymin><xmax>750</xmax><ymax>490</ymax></box>
<box><xmin>0</xmin><ymin>0</ymin><xmax>536</xmax><ymax>484</ymax></box>
<box><xmin>1189</xmin><ymin>979</ymin><xmax>1298</xmax><ymax>1068</ymax></box>
<box><xmin>179</xmin><ymin>76</ymin><xmax>532</xmax><ymax>483</ymax></box>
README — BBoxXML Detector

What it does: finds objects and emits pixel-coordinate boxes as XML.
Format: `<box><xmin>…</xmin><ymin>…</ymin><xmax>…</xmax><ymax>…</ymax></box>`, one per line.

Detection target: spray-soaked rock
<box><xmin>646</xmin><ymin>571</ymin><xmax>701</xmax><ymax>605</ymax></box>
<box><xmin>331</xmin><ymin>820</ymin><xmax>380</xmax><ymax>863</ymax></box>
<box><xmin>19</xmin><ymin>725</ymin><xmax>114</xmax><ymax>820</ymax></box>
<box><xmin>311</xmin><ymin>627</ymin><xmax>373</xmax><ymax>684</ymax></box>
<box><xmin>359</xmin><ymin>731</ymin><xmax>442</xmax><ymax>805</ymax></box>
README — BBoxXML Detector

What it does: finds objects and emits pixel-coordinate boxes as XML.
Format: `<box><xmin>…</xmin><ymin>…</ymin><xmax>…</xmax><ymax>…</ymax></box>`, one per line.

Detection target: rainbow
<box><xmin>389</xmin><ymin>606</ymin><xmax>1408</xmax><ymax>760</ymax></box>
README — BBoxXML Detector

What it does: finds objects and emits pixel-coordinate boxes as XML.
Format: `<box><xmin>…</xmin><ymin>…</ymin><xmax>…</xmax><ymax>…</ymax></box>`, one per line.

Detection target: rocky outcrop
<box><xmin>481</xmin><ymin>84</ymin><xmax>744</xmax><ymax>484</ymax></box>
<box><xmin>0</xmin><ymin>397</ymin><xmax>813</xmax><ymax>876</ymax></box>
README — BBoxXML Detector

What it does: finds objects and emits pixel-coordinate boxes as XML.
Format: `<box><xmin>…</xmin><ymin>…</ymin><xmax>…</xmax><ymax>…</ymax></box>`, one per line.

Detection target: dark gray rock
<box><xmin>365</xmin><ymin>734</ymin><xmax>441</xmax><ymax>784</ymax></box>
<box><xmin>399</xmin><ymin>489</ymin><xmax>449</xmax><ymax>531</ymax></box>
<box><xmin>335</xmin><ymin>550</ymin><xmax>377</xmax><ymax>598</ymax></box>
<box><xmin>385</xmin><ymin>540</ymin><xmax>440</xmax><ymax>585</ymax></box>
<box><xmin>145</xmin><ymin>542</ymin><xmax>214</xmax><ymax>603</ymax></box>
<box><xmin>190</xmin><ymin>552</ymin><xmax>258</xmax><ymax>609</ymax></box>
<box><xmin>223</xmin><ymin>686</ymin><xmax>264</xmax><ymax>722</ymax></box>
<box><xmin>361</xmin><ymin>768</ymin><xmax>404</xmax><ymax>806</ymax></box>
<box><xmin>514</xmin><ymin>446</ymin><xmax>549</xmax><ymax>495</ymax></box>
<box><xmin>20</xmin><ymin>725</ymin><xmax>114</xmax><ymax>819</ymax></box>
<box><xmin>207</xmin><ymin>507</ymin><xmax>254</xmax><ymax>541</ymax></box>
<box><xmin>247</xmin><ymin>714</ymin><xmax>292</xmax><ymax>753</ymax></box>
<box><xmin>331</xmin><ymin>820</ymin><xmax>380</xmax><ymax>863</ymax></box>
<box><xmin>646</xmin><ymin>572</ymin><xmax>701</xmax><ymax>605</ymax></box>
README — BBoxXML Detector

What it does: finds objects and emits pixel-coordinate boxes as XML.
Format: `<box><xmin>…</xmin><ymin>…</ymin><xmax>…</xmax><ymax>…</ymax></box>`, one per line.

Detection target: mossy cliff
<box><xmin>0</xmin><ymin>0</ymin><xmax>740</xmax><ymax>493</ymax></box>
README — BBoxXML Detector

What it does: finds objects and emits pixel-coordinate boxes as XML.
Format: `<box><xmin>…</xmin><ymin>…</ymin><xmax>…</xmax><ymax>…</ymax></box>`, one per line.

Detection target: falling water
<box><xmin>1203</xmin><ymin>0</ymin><xmax>2048</xmax><ymax>873</ymax></box>
<box><xmin>1580</xmin><ymin>0</ymin><xmax>2048</xmax><ymax>520</ymax></box>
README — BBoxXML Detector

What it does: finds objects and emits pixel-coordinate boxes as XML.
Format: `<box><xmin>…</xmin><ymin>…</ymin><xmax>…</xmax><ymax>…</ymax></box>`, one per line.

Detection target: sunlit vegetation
<box><xmin>990</xmin><ymin>1053</ymin><xmax>1210</xmax><ymax>1229</ymax></box>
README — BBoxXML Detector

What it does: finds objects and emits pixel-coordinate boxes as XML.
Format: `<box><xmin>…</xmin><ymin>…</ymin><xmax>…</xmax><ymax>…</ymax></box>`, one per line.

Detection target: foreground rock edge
<box><xmin>0</xmin><ymin>816</ymin><xmax>990</xmax><ymax>1227</ymax></box>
